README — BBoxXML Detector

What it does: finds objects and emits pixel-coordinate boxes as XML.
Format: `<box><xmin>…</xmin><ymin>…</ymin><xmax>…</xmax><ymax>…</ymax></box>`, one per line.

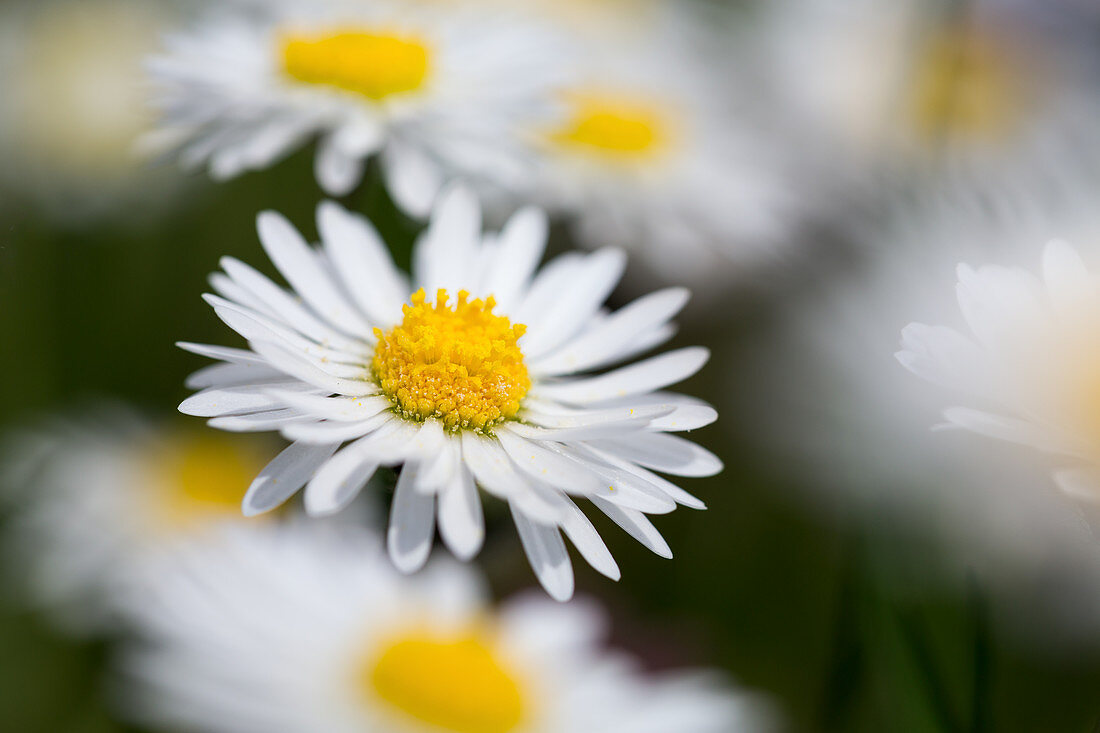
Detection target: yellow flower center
<box><xmin>908</xmin><ymin>27</ymin><xmax>1025</xmax><ymax>143</ymax></box>
<box><xmin>550</xmin><ymin>91</ymin><xmax>668</xmax><ymax>157</ymax></box>
<box><xmin>363</xmin><ymin>629</ymin><xmax>526</xmax><ymax>733</ymax></box>
<box><xmin>148</xmin><ymin>434</ymin><xmax>265</xmax><ymax>530</ymax></box>
<box><xmin>372</xmin><ymin>289</ymin><xmax>530</xmax><ymax>432</ymax></box>
<box><xmin>281</xmin><ymin>28</ymin><xmax>431</xmax><ymax>101</ymax></box>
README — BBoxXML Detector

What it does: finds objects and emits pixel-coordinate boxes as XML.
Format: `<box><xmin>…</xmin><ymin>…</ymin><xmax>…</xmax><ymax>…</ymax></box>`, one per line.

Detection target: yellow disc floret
<box><xmin>364</xmin><ymin>628</ymin><xmax>526</xmax><ymax>733</ymax></box>
<box><xmin>281</xmin><ymin>28</ymin><xmax>431</xmax><ymax>101</ymax></box>
<box><xmin>550</xmin><ymin>91</ymin><xmax>669</xmax><ymax>158</ymax></box>
<box><xmin>372</xmin><ymin>289</ymin><xmax>530</xmax><ymax>432</ymax></box>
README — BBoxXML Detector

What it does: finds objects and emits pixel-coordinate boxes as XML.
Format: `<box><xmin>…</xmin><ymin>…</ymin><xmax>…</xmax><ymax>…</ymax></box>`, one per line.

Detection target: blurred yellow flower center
<box><xmin>909</xmin><ymin>27</ymin><xmax>1024</xmax><ymax>142</ymax></box>
<box><xmin>551</xmin><ymin>92</ymin><xmax>667</xmax><ymax>157</ymax></box>
<box><xmin>281</xmin><ymin>28</ymin><xmax>430</xmax><ymax>101</ymax></box>
<box><xmin>150</xmin><ymin>434</ymin><xmax>261</xmax><ymax>529</ymax></box>
<box><xmin>372</xmin><ymin>289</ymin><xmax>529</xmax><ymax>432</ymax></box>
<box><xmin>364</xmin><ymin>629</ymin><xmax>525</xmax><ymax>733</ymax></box>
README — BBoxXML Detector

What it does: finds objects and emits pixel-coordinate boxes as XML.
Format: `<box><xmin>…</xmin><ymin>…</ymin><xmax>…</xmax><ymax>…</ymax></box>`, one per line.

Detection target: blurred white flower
<box><xmin>177</xmin><ymin>188</ymin><xmax>719</xmax><ymax>601</ymax></box>
<box><xmin>0</xmin><ymin>407</ymin><xmax>274</xmax><ymax>632</ymax></box>
<box><xmin>115</xmin><ymin>521</ymin><xmax>770</xmax><ymax>733</ymax></box>
<box><xmin>755</xmin><ymin>0</ymin><xmax>1100</xmax><ymax>188</ymax></box>
<box><xmin>503</xmin><ymin>4</ymin><xmax>796</xmax><ymax>286</ymax></box>
<box><xmin>144</xmin><ymin>0</ymin><xmax>563</xmax><ymax>216</ymax></box>
<box><xmin>731</xmin><ymin>181</ymin><xmax>1100</xmax><ymax>573</ymax></box>
<box><xmin>0</xmin><ymin>0</ymin><xmax>184</xmax><ymax>221</ymax></box>
<box><xmin>898</xmin><ymin>239</ymin><xmax>1100</xmax><ymax>500</ymax></box>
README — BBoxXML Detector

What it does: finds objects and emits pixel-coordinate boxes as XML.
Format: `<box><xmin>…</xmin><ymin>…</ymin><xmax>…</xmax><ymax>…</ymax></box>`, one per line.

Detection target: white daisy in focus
<box><xmin>898</xmin><ymin>238</ymin><xmax>1100</xmax><ymax>501</ymax></box>
<box><xmin>144</xmin><ymin>0</ymin><xmax>563</xmax><ymax>216</ymax></box>
<box><xmin>115</xmin><ymin>521</ymin><xmax>771</xmax><ymax>733</ymax></box>
<box><xmin>178</xmin><ymin>187</ymin><xmax>719</xmax><ymax>600</ymax></box>
<box><xmin>503</xmin><ymin>10</ymin><xmax>794</xmax><ymax>286</ymax></box>
<box><xmin>0</xmin><ymin>407</ymin><xmax>274</xmax><ymax>632</ymax></box>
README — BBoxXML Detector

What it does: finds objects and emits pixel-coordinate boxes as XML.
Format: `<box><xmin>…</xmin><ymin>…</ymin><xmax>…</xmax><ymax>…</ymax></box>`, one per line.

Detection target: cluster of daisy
<box><xmin>0</xmin><ymin>1</ymin><xmax>781</xmax><ymax>729</ymax></box>
<box><xmin>142</xmin><ymin>0</ymin><xmax>794</xmax><ymax>285</ymax></box>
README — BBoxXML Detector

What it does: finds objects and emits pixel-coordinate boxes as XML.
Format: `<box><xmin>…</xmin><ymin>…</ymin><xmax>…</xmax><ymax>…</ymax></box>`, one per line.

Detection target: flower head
<box><xmin>144</xmin><ymin>0</ymin><xmax>563</xmax><ymax>216</ymax></box>
<box><xmin>115</xmin><ymin>521</ymin><xmax>767</xmax><ymax>733</ymax></box>
<box><xmin>178</xmin><ymin>187</ymin><xmax>719</xmax><ymax>600</ymax></box>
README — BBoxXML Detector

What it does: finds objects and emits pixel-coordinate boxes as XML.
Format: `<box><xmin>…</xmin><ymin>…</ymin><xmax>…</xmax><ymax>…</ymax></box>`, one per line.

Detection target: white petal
<box><xmin>520</xmin><ymin>248</ymin><xmax>627</xmax><ymax>359</ymax></box>
<box><xmin>303</xmin><ymin>447</ymin><xmax>380</xmax><ymax>517</ymax></box>
<box><xmin>460</xmin><ymin>433</ymin><xmax>565</xmax><ymax>524</ymax></box>
<box><xmin>481</xmin><ymin>207</ymin><xmax>547</xmax><ymax>313</ymax></box>
<box><xmin>415</xmin><ymin>185</ymin><xmax>481</xmax><ymax>296</ymax></box>
<box><xmin>176</xmin><ymin>342</ymin><xmax>266</xmax><ymax>366</ymax></box>
<box><xmin>388</xmin><ymin>463</ymin><xmax>436</xmax><ymax>574</ymax></box>
<box><xmin>530</xmin><ymin>288</ymin><xmax>690</xmax><ymax>376</ymax></box>
<box><xmin>220</xmin><ymin>256</ymin><xmax>362</xmax><ymax>352</ymax></box>
<box><xmin>1043</xmin><ymin>239</ymin><xmax>1095</xmax><ymax>315</ymax></box>
<box><xmin>592</xmin><ymin>497</ymin><xmax>673</xmax><ymax>558</ymax></box>
<box><xmin>495</xmin><ymin>428</ymin><xmax>604</xmax><ymax>494</ymax></box>
<box><xmin>280</xmin><ymin>412</ymin><xmax>391</xmax><ymax>444</ymax></box>
<box><xmin>585</xmin><ymin>444</ymin><xmax>707</xmax><ymax>510</ymax></box>
<box><xmin>383</xmin><ymin>140</ymin><xmax>443</xmax><ymax>219</ymax></box>
<box><xmin>185</xmin><ymin>362</ymin><xmax>284</xmax><ymax>390</ymax></box>
<box><xmin>591</xmin><ymin>433</ymin><xmax>723</xmax><ymax>477</ymax></box>
<box><xmin>265</xmin><ymin>391</ymin><xmax>388</xmax><ymax>422</ymax></box>
<box><xmin>510</xmin><ymin>505</ymin><xmax>574</xmax><ymax>602</ymax></box>
<box><xmin>317</xmin><ymin>201</ymin><xmax>407</xmax><ymax>326</ymax></box>
<box><xmin>896</xmin><ymin>323</ymin><xmax>992</xmax><ymax>399</ymax></box>
<box><xmin>256</xmin><ymin>210</ymin><xmax>372</xmax><ymax>338</ymax></box>
<box><xmin>533</xmin><ymin>347</ymin><xmax>709</xmax><ymax>405</ymax></box>
<box><xmin>437</xmin><ymin>467</ymin><xmax>485</xmax><ymax>560</ymax></box>
<box><xmin>209</xmin><ymin>409</ymin><xmax>307</xmax><ymax>432</ymax></box>
<box><xmin>315</xmin><ymin>134</ymin><xmax>364</xmax><ymax>196</ymax></box>
<box><xmin>559</xmin><ymin>500</ymin><xmax>620</xmax><ymax>581</ymax></box>
<box><xmin>1053</xmin><ymin>468</ymin><xmax>1100</xmax><ymax>502</ymax></box>
<box><xmin>242</xmin><ymin>441</ymin><xmax>338</xmax><ymax>516</ymax></box>
<box><xmin>179</xmin><ymin>383</ymin><xmax>313</xmax><ymax>417</ymax></box>
<box><xmin>249</xmin><ymin>340</ymin><xmax>376</xmax><ymax>397</ymax></box>
<box><xmin>940</xmin><ymin>407</ymin><xmax>1074</xmax><ymax>454</ymax></box>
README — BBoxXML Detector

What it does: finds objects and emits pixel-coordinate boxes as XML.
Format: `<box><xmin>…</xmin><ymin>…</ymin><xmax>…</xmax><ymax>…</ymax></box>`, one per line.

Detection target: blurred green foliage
<box><xmin>3</xmin><ymin>149</ymin><xmax>1100</xmax><ymax>733</ymax></box>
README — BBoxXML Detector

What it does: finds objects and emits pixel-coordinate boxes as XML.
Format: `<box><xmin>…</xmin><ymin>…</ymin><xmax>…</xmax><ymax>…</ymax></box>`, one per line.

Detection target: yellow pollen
<box><xmin>908</xmin><ymin>26</ymin><xmax>1025</xmax><ymax>143</ymax></box>
<box><xmin>364</xmin><ymin>629</ymin><xmax>525</xmax><ymax>733</ymax></box>
<box><xmin>550</xmin><ymin>91</ymin><xmax>668</xmax><ymax>157</ymax></box>
<box><xmin>281</xmin><ymin>27</ymin><xmax>430</xmax><ymax>101</ymax></box>
<box><xmin>147</xmin><ymin>434</ymin><xmax>265</xmax><ymax>530</ymax></box>
<box><xmin>372</xmin><ymin>289</ymin><xmax>530</xmax><ymax>432</ymax></box>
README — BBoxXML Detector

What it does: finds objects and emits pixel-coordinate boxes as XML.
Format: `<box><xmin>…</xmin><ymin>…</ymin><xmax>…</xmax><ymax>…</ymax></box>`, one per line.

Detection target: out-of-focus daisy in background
<box><xmin>753</xmin><ymin>0</ymin><xmax>1100</xmax><ymax>200</ymax></box>
<box><xmin>504</xmin><ymin>4</ymin><xmax>796</xmax><ymax>288</ymax></box>
<box><xmin>731</xmin><ymin>178</ymin><xmax>1100</xmax><ymax>640</ymax></box>
<box><xmin>115</xmin><ymin>520</ymin><xmax>772</xmax><ymax>733</ymax></box>
<box><xmin>898</xmin><ymin>231</ymin><xmax>1100</xmax><ymax>503</ymax></box>
<box><xmin>0</xmin><ymin>406</ymin><xmax>274</xmax><ymax>633</ymax></box>
<box><xmin>178</xmin><ymin>188</ymin><xmax>719</xmax><ymax>600</ymax></box>
<box><xmin>0</xmin><ymin>0</ymin><xmax>185</xmax><ymax>223</ymax></box>
<box><xmin>144</xmin><ymin>0</ymin><xmax>564</xmax><ymax>216</ymax></box>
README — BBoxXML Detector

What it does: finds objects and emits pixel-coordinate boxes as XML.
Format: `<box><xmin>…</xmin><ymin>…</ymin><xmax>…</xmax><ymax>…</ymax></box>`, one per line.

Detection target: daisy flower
<box><xmin>0</xmin><ymin>406</ymin><xmax>273</xmax><ymax>632</ymax></box>
<box><xmin>178</xmin><ymin>187</ymin><xmax>719</xmax><ymax>600</ymax></box>
<box><xmin>731</xmin><ymin>181</ymin><xmax>1100</xmax><ymax>576</ymax></box>
<box><xmin>898</xmin><ymin>237</ymin><xmax>1100</xmax><ymax>501</ymax></box>
<box><xmin>500</xmin><ymin>7</ymin><xmax>795</xmax><ymax>285</ymax></box>
<box><xmin>115</xmin><ymin>521</ymin><xmax>771</xmax><ymax>733</ymax></box>
<box><xmin>144</xmin><ymin>0</ymin><xmax>563</xmax><ymax>216</ymax></box>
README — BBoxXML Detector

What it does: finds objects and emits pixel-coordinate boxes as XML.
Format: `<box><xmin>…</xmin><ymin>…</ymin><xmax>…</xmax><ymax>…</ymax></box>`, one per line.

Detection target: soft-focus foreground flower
<box><xmin>731</xmin><ymin>184</ymin><xmax>1100</xmax><ymax>579</ymax></box>
<box><xmin>178</xmin><ymin>188</ymin><xmax>719</xmax><ymax>600</ymax></box>
<box><xmin>0</xmin><ymin>408</ymin><xmax>271</xmax><ymax>631</ymax></box>
<box><xmin>898</xmin><ymin>239</ymin><xmax>1100</xmax><ymax>500</ymax></box>
<box><xmin>144</xmin><ymin>0</ymin><xmax>562</xmax><ymax>216</ymax></box>
<box><xmin>508</xmin><ymin>6</ymin><xmax>793</xmax><ymax>285</ymax></box>
<box><xmin>115</xmin><ymin>521</ymin><xmax>770</xmax><ymax>733</ymax></box>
